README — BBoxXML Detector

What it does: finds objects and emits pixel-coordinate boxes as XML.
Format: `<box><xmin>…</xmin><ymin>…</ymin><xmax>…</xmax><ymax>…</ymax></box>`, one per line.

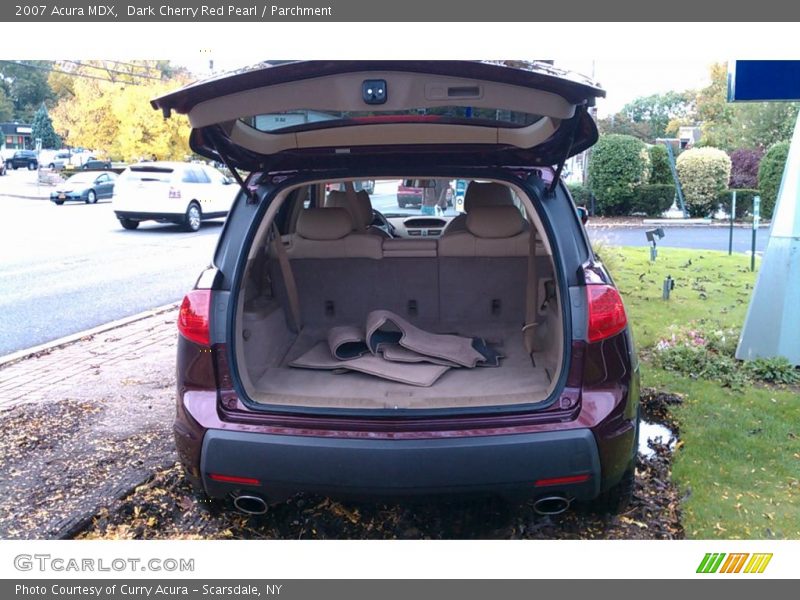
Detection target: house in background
<box><xmin>1</xmin><ymin>122</ymin><xmax>33</xmax><ymax>150</ymax></box>
<box><xmin>678</xmin><ymin>126</ymin><xmax>701</xmax><ymax>149</ymax></box>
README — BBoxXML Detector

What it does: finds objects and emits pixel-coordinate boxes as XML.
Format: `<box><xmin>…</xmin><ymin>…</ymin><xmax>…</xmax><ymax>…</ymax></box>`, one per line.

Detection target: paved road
<box><xmin>0</xmin><ymin>194</ymin><xmax>220</xmax><ymax>357</ymax></box>
<box><xmin>587</xmin><ymin>225</ymin><xmax>769</xmax><ymax>254</ymax></box>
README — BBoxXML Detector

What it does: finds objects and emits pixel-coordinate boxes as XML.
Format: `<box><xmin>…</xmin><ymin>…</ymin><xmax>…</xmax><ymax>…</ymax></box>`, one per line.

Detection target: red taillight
<box><xmin>534</xmin><ymin>474</ymin><xmax>591</xmax><ymax>487</ymax></box>
<box><xmin>586</xmin><ymin>284</ymin><xmax>628</xmax><ymax>343</ymax></box>
<box><xmin>178</xmin><ymin>290</ymin><xmax>211</xmax><ymax>346</ymax></box>
<box><xmin>169</xmin><ymin>186</ymin><xmax>181</xmax><ymax>198</ymax></box>
<box><xmin>208</xmin><ymin>473</ymin><xmax>260</xmax><ymax>486</ymax></box>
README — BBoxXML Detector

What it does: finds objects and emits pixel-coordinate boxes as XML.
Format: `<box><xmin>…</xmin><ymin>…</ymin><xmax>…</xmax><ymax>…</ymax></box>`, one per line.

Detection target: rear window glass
<box><xmin>242</xmin><ymin>107</ymin><xmax>544</xmax><ymax>134</ymax></box>
<box><xmin>123</xmin><ymin>167</ymin><xmax>175</xmax><ymax>183</ymax></box>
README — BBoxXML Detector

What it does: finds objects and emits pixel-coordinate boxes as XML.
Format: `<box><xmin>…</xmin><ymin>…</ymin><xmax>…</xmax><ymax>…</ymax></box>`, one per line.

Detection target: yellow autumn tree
<box><xmin>51</xmin><ymin>72</ymin><xmax>192</xmax><ymax>162</ymax></box>
<box><xmin>51</xmin><ymin>76</ymin><xmax>119</xmax><ymax>152</ymax></box>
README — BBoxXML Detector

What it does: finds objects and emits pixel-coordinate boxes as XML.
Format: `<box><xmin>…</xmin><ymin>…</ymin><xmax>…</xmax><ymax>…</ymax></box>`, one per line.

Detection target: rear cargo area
<box><xmin>233</xmin><ymin>180</ymin><xmax>565</xmax><ymax>411</ymax></box>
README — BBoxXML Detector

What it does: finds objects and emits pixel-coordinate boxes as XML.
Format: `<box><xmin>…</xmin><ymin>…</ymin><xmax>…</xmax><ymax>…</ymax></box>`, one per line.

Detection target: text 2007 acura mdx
<box><xmin>152</xmin><ymin>61</ymin><xmax>640</xmax><ymax>516</ymax></box>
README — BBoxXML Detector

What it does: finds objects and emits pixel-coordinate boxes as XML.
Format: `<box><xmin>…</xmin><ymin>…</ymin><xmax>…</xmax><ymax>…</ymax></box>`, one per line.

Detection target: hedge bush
<box><xmin>648</xmin><ymin>144</ymin><xmax>673</xmax><ymax>185</ymax></box>
<box><xmin>716</xmin><ymin>188</ymin><xmax>760</xmax><ymax>219</ymax></box>
<box><xmin>757</xmin><ymin>141</ymin><xmax>790</xmax><ymax>221</ymax></box>
<box><xmin>587</xmin><ymin>134</ymin><xmax>650</xmax><ymax>216</ymax></box>
<box><xmin>675</xmin><ymin>147</ymin><xmax>732</xmax><ymax>217</ymax></box>
<box><xmin>631</xmin><ymin>184</ymin><xmax>676</xmax><ymax>216</ymax></box>
<box><xmin>566</xmin><ymin>182</ymin><xmax>593</xmax><ymax>206</ymax></box>
<box><xmin>728</xmin><ymin>148</ymin><xmax>763</xmax><ymax>189</ymax></box>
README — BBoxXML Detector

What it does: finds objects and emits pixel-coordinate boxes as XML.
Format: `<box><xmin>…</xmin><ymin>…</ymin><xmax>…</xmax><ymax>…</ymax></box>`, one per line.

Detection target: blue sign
<box><xmin>728</xmin><ymin>60</ymin><xmax>800</xmax><ymax>102</ymax></box>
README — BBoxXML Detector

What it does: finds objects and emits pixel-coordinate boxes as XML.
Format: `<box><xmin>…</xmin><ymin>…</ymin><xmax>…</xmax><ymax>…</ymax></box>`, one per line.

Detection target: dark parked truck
<box><xmin>153</xmin><ymin>61</ymin><xmax>640</xmax><ymax>515</ymax></box>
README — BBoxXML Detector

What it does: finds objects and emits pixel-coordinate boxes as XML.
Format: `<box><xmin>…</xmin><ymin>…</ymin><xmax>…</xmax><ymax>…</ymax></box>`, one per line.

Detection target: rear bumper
<box><xmin>114</xmin><ymin>210</ymin><xmax>183</xmax><ymax>223</ymax></box>
<box><xmin>199</xmin><ymin>428</ymin><xmax>602</xmax><ymax>501</ymax></box>
<box><xmin>398</xmin><ymin>194</ymin><xmax>423</xmax><ymax>205</ymax></box>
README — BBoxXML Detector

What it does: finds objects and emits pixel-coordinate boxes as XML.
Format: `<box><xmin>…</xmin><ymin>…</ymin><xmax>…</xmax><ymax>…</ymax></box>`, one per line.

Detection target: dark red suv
<box><xmin>154</xmin><ymin>61</ymin><xmax>639</xmax><ymax>516</ymax></box>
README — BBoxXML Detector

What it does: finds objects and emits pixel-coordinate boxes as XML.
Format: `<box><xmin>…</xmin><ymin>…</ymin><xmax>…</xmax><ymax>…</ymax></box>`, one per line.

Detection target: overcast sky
<box><xmin>555</xmin><ymin>60</ymin><xmax>713</xmax><ymax>117</ymax></box>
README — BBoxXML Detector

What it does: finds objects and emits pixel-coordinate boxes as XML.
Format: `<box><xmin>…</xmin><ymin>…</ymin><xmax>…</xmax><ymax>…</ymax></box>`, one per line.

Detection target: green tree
<box><xmin>31</xmin><ymin>104</ymin><xmax>61</xmax><ymax>149</ymax></box>
<box><xmin>0</xmin><ymin>60</ymin><xmax>54</xmax><ymax>121</ymax></box>
<box><xmin>620</xmin><ymin>91</ymin><xmax>695</xmax><ymax>141</ymax></box>
<box><xmin>696</xmin><ymin>62</ymin><xmax>800</xmax><ymax>150</ymax></box>
<box><xmin>0</xmin><ymin>87</ymin><xmax>14</xmax><ymax>123</ymax></box>
<box><xmin>597</xmin><ymin>112</ymin><xmax>652</xmax><ymax>141</ymax></box>
<box><xmin>757</xmin><ymin>141</ymin><xmax>790</xmax><ymax>220</ymax></box>
<box><xmin>587</xmin><ymin>134</ymin><xmax>651</xmax><ymax>215</ymax></box>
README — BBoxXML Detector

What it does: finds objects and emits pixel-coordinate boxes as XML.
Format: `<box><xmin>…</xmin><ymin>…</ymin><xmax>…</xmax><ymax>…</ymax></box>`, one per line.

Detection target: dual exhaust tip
<box><xmin>233</xmin><ymin>494</ymin><xmax>269</xmax><ymax>515</ymax></box>
<box><xmin>233</xmin><ymin>493</ymin><xmax>571</xmax><ymax>517</ymax></box>
<box><xmin>532</xmin><ymin>495</ymin><xmax>571</xmax><ymax>515</ymax></box>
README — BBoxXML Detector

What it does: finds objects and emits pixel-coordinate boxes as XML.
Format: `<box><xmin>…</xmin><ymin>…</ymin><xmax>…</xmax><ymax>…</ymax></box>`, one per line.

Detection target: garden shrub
<box><xmin>715</xmin><ymin>188</ymin><xmax>760</xmax><ymax>219</ymax></box>
<box><xmin>631</xmin><ymin>184</ymin><xmax>675</xmax><ymax>216</ymax></box>
<box><xmin>652</xmin><ymin>324</ymin><xmax>799</xmax><ymax>389</ymax></box>
<box><xmin>747</xmin><ymin>357</ymin><xmax>800</xmax><ymax>385</ymax></box>
<box><xmin>675</xmin><ymin>147</ymin><xmax>732</xmax><ymax>218</ymax></box>
<box><xmin>757</xmin><ymin>141</ymin><xmax>790</xmax><ymax>220</ymax></box>
<box><xmin>587</xmin><ymin>134</ymin><xmax>650</xmax><ymax>216</ymax></box>
<box><xmin>566</xmin><ymin>182</ymin><xmax>593</xmax><ymax>206</ymax></box>
<box><xmin>648</xmin><ymin>144</ymin><xmax>673</xmax><ymax>185</ymax></box>
<box><xmin>728</xmin><ymin>148</ymin><xmax>763</xmax><ymax>189</ymax></box>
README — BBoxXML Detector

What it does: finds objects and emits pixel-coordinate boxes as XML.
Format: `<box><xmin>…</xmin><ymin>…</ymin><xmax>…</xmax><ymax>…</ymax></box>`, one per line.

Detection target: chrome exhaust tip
<box><xmin>532</xmin><ymin>495</ymin><xmax>571</xmax><ymax>515</ymax></box>
<box><xmin>233</xmin><ymin>494</ymin><xmax>268</xmax><ymax>515</ymax></box>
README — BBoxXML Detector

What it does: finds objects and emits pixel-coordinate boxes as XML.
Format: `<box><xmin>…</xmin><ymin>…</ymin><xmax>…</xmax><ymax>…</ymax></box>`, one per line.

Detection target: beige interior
<box><xmin>234</xmin><ymin>178</ymin><xmax>564</xmax><ymax>410</ymax></box>
<box><xmin>189</xmin><ymin>69</ymin><xmax>573</xmax><ymax>156</ymax></box>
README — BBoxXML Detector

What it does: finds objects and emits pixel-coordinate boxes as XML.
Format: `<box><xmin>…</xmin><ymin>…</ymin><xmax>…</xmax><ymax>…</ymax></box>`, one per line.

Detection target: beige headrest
<box><xmin>296</xmin><ymin>208</ymin><xmax>353</xmax><ymax>240</ymax></box>
<box><xmin>466</xmin><ymin>206</ymin><xmax>526</xmax><ymax>239</ymax></box>
<box><xmin>325</xmin><ymin>189</ymin><xmax>374</xmax><ymax>230</ymax></box>
<box><xmin>464</xmin><ymin>181</ymin><xmax>514</xmax><ymax>212</ymax></box>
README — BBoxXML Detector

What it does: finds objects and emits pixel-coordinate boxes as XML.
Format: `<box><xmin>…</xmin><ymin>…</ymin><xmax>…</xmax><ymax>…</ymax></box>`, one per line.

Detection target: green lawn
<box><xmin>602</xmin><ymin>245</ymin><xmax>800</xmax><ymax>539</ymax></box>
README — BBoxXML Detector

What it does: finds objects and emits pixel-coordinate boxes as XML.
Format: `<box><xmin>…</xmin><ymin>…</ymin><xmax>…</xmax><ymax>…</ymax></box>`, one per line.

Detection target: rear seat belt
<box><xmin>271</xmin><ymin>224</ymin><xmax>302</xmax><ymax>333</ymax></box>
<box><xmin>523</xmin><ymin>226</ymin><xmax>538</xmax><ymax>357</ymax></box>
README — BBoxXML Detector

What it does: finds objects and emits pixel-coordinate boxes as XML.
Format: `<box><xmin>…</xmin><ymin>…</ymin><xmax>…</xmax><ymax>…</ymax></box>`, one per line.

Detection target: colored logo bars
<box><xmin>696</xmin><ymin>553</ymin><xmax>773</xmax><ymax>574</ymax></box>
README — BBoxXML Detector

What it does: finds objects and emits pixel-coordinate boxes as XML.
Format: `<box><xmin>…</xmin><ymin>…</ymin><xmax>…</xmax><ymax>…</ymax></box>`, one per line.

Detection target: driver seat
<box><xmin>326</xmin><ymin>189</ymin><xmax>391</xmax><ymax>238</ymax></box>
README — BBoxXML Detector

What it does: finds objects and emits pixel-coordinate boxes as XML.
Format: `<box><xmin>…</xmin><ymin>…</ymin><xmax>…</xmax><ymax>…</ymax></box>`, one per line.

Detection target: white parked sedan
<box><xmin>112</xmin><ymin>161</ymin><xmax>237</xmax><ymax>231</ymax></box>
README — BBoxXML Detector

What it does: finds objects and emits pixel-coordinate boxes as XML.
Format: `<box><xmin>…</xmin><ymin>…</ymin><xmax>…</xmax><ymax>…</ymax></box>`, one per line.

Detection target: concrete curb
<box><xmin>587</xmin><ymin>221</ymin><xmax>772</xmax><ymax>229</ymax></box>
<box><xmin>3</xmin><ymin>193</ymin><xmax>51</xmax><ymax>200</ymax></box>
<box><xmin>0</xmin><ymin>302</ymin><xmax>180</xmax><ymax>368</ymax></box>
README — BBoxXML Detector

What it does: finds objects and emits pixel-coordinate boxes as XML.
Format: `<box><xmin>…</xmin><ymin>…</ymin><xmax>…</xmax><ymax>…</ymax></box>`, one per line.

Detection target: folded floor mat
<box><xmin>366</xmin><ymin>309</ymin><xmax>485</xmax><ymax>368</ymax></box>
<box><xmin>290</xmin><ymin>342</ymin><xmax>450</xmax><ymax>387</ymax></box>
<box><xmin>327</xmin><ymin>325</ymin><xmax>370</xmax><ymax>360</ymax></box>
<box><xmin>378</xmin><ymin>344</ymin><xmax>461</xmax><ymax>367</ymax></box>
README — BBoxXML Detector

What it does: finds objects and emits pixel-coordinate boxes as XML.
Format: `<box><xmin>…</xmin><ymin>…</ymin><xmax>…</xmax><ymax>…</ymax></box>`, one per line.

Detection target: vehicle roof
<box><xmin>127</xmin><ymin>161</ymin><xmax>209</xmax><ymax>170</ymax></box>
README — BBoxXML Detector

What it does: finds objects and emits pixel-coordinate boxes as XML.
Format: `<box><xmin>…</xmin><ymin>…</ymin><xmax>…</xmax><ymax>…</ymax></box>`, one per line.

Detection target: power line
<box><xmin>88</xmin><ymin>59</ymin><xmax>163</xmax><ymax>74</ymax></box>
<box><xmin>0</xmin><ymin>60</ymin><xmax>146</xmax><ymax>85</ymax></box>
<box><xmin>61</xmin><ymin>60</ymin><xmax>164</xmax><ymax>82</ymax></box>
<box><xmin>0</xmin><ymin>60</ymin><xmax>168</xmax><ymax>86</ymax></box>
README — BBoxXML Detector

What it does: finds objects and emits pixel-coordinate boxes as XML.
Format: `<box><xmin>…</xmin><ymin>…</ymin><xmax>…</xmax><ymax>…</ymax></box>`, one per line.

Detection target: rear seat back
<box><xmin>278</xmin><ymin>208</ymin><xmax>437</xmax><ymax>325</ymax></box>
<box><xmin>286</xmin><ymin>207</ymin><xmax>382</xmax><ymax>259</ymax></box>
<box><xmin>326</xmin><ymin>189</ymin><xmax>390</xmax><ymax>238</ymax></box>
<box><xmin>439</xmin><ymin>205</ymin><xmax>550</xmax><ymax>324</ymax></box>
<box><xmin>443</xmin><ymin>181</ymin><xmax>516</xmax><ymax>236</ymax></box>
<box><xmin>274</xmin><ymin>208</ymin><xmax>385</xmax><ymax>324</ymax></box>
<box><xmin>439</xmin><ymin>206</ymin><xmax>528</xmax><ymax>257</ymax></box>
<box><xmin>271</xmin><ymin>206</ymin><xmax>548</xmax><ymax>329</ymax></box>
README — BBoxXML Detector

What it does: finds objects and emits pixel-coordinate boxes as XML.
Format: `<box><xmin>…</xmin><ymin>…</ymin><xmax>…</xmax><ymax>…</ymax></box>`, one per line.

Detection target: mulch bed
<box><xmin>0</xmin><ymin>399</ymin><xmax>173</xmax><ymax>539</ymax></box>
